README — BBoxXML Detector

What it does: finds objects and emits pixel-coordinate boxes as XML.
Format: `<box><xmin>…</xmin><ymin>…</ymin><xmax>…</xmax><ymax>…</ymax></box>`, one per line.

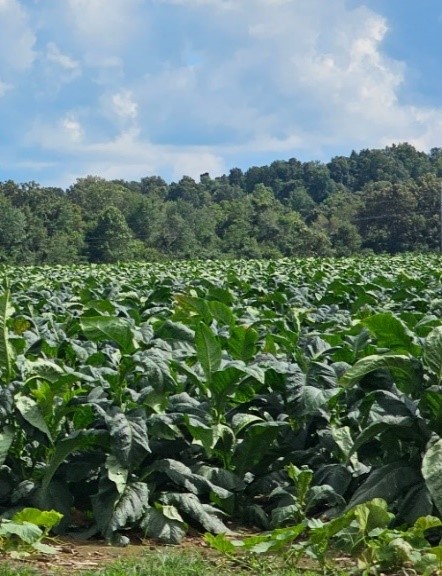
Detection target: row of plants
<box><xmin>1</xmin><ymin>255</ymin><xmax>442</xmax><ymax>570</ymax></box>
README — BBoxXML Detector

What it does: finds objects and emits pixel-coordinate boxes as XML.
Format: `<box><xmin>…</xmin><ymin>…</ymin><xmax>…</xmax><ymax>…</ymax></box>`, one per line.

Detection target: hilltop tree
<box><xmin>87</xmin><ymin>206</ymin><xmax>144</xmax><ymax>263</ymax></box>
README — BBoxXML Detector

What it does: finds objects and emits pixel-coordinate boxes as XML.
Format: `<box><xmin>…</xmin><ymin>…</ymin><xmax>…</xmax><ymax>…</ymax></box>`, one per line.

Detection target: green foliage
<box><xmin>0</xmin><ymin>508</ymin><xmax>62</xmax><ymax>557</ymax></box>
<box><xmin>2</xmin><ymin>255</ymin><xmax>442</xmax><ymax>558</ymax></box>
<box><xmin>0</xmin><ymin>142</ymin><xmax>441</xmax><ymax>262</ymax></box>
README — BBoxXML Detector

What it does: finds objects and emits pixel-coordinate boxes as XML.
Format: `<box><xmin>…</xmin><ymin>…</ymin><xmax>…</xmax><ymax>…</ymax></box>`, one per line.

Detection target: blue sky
<box><xmin>1</xmin><ymin>0</ymin><xmax>442</xmax><ymax>188</ymax></box>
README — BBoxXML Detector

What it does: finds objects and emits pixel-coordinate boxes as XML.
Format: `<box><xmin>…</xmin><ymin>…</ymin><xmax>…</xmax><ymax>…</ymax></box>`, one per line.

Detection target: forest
<box><xmin>1</xmin><ymin>142</ymin><xmax>442</xmax><ymax>264</ymax></box>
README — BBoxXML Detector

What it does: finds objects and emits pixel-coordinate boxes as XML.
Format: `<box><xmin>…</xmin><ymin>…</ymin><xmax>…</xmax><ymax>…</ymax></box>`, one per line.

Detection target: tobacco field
<box><xmin>2</xmin><ymin>254</ymin><xmax>442</xmax><ymax>561</ymax></box>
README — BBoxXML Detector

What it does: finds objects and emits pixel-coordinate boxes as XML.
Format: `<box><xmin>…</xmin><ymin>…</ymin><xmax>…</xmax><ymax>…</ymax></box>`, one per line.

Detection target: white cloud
<box><xmin>139</xmin><ymin>0</ymin><xmax>442</xmax><ymax>159</ymax></box>
<box><xmin>67</xmin><ymin>0</ymin><xmax>143</xmax><ymax>59</ymax></box>
<box><xmin>0</xmin><ymin>80</ymin><xmax>12</xmax><ymax>96</ymax></box>
<box><xmin>26</xmin><ymin>115</ymin><xmax>84</xmax><ymax>149</ymax></box>
<box><xmin>111</xmin><ymin>90</ymin><xmax>138</xmax><ymax>121</ymax></box>
<box><xmin>61</xmin><ymin>116</ymin><xmax>83</xmax><ymax>143</ymax></box>
<box><xmin>0</xmin><ymin>0</ymin><xmax>35</xmax><ymax>71</ymax></box>
<box><xmin>84</xmin><ymin>129</ymin><xmax>226</xmax><ymax>182</ymax></box>
<box><xmin>46</xmin><ymin>42</ymin><xmax>80</xmax><ymax>71</ymax></box>
<box><xmin>25</xmin><ymin>116</ymin><xmax>225</xmax><ymax>183</ymax></box>
<box><xmin>16</xmin><ymin>0</ymin><xmax>442</xmax><ymax>186</ymax></box>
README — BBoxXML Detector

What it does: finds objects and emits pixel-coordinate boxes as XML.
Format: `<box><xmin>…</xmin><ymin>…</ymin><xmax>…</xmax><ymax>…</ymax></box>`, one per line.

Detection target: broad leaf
<box><xmin>228</xmin><ymin>326</ymin><xmax>259</xmax><ymax>362</ymax></box>
<box><xmin>105</xmin><ymin>411</ymin><xmax>150</xmax><ymax>468</ymax></box>
<box><xmin>15</xmin><ymin>394</ymin><xmax>52</xmax><ymax>441</ymax></box>
<box><xmin>232</xmin><ymin>422</ymin><xmax>288</xmax><ymax>475</ymax></box>
<box><xmin>347</xmin><ymin>463</ymin><xmax>421</xmax><ymax>508</ymax></box>
<box><xmin>396</xmin><ymin>483</ymin><xmax>433</xmax><ymax>525</ymax></box>
<box><xmin>422</xmin><ymin>439</ymin><xmax>442</xmax><ymax>516</ymax></box>
<box><xmin>207</xmin><ymin>301</ymin><xmax>235</xmax><ymax>329</ymax></box>
<box><xmin>195</xmin><ymin>323</ymin><xmax>222</xmax><ymax>380</ymax></box>
<box><xmin>80</xmin><ymin>316</ymin><xmax>137</xmax><ymax>353</ymax></box>
<box><xmin>423</xmin><ymin>326</ymin><xmax>442</xmax><ymax>385</ymax></box>
<box><xmin>141</xmin><ymin>506</ymin><xmax>187</xmax><ymax>544</ymax></box>
<box><xmin>0</xmin><ymin>287</ymin><xmax>15</xmax><ymax>384</ymax></box>
<box><xmin>0</xmin><ymin>426</ymin><xmax>13</xmax><ymax>466</ymax></box>
<box><xmin>0</xmin><ymin>521</ymin><xmax>42</xmax><ymax>544</ymax></box>
<box><xmin>362</xmin><ymin>313</ymin><xmax>418</xmax><ymax>354</ymax></box>
<box><xmin>161</xmin><ymin>492</ymin><xmax>229</xmax><ymax>534</ymax></box>
<box><xmin>174</xmin><ymin>294</ymin><xmax>212</xmax><ymax>323</ymax></box>
<box><xmin>106</xmin><ymin>454</ymin><xmax>128</xmax><ymax>494</ymax></box>
<box><xmin>92</xmin><ymin>479</ymin><xmax>149</xmax><ymax>541</ymax></box>
<box><xmin>339</xmin><ymin>354</ymin><xmax>420</xmax><ymax>395</ymax></box>
<box><xmin>33</xmin><ymin>479</ymin><xmax>73</xmax><ymax>533</ymax></box>
<box><xmin>13</xmin><ymin>508</ymin><xmax>63</xmax><ymax>530</ymax></box>
<box><xmin>41</xmin><ymin>429</ymin><xmax>108</xmax><ymax>491</ymax></box>
<box><xmin>147</xmin><ymin>459</ymin><xmax>230</xmax><ymax>499</ymax></box>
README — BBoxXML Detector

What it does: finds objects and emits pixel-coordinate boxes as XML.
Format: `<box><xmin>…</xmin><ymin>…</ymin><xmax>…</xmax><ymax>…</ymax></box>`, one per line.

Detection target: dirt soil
<box><xmin>0</xmin><ymin>534</ymin><xmax>210</xmax><ymax>574</ymax></box>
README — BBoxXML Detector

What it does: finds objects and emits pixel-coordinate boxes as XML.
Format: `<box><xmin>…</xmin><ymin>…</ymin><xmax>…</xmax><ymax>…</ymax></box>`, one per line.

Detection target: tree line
<box><xmin>1</xmin><ymin>142</ymin><xmax>442</xmax><ymax>264</ymax></box>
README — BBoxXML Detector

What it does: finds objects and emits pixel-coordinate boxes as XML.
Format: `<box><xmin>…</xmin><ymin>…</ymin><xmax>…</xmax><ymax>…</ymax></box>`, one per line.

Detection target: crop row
<box><xmin>0</xmin><ymin>255</ymin><xmax>442</xmax><ymax>546</ymax></box>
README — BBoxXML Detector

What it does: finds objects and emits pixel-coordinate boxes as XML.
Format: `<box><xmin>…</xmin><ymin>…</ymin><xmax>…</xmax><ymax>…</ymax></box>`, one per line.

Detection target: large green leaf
<box><xmin>91</xmin><ymin>479</ymin><xmax>149</xmax><ymax>543</ymax></box>
<box><xmin>106</xmin><ymin>454</ymin><xmax>128</xmax><ymax>495</ymax></box>
<box><xmin>174</xmin><ymin>294</ymin><xmax>212</xmax><ymax>324</ymax></box>
<box><xmin>32</xmin><ymin>480</ymin><xmax>73</xmax><ymax>533</ymax></box>
<box><xmin>207</xmin><ymin>300</ymin><xmax>235</xmax><ymax>329</ymax></box>
<box><xmin>195</xmin><ymin>322</ymin><xmax>222</xmax><ymax>380</ymax></box>
<box><xmin>183</xmin><ymin>415</ymin><xmax>218</xmax><ymax>456</ymax></box>
<box><xmin>12</xmin><ymin>508</ymin><xmax>63</xmax><ymax>530</ymax></box>
<box><xmin>227</xmin><ymin>326</ymin><xmax>259</xmax><ymax>362</ymax></box>
<box><xmin>422</xmin><ymin>438</ymin><xmax>442</xmax><ymax>516</ymax></box>
<box><xmin>396</xmin><ymin>483</ymin><xmax>433</xmax><ymax>525</ymax></box>
<box><xmin>232</xmin><ymin>421</ymin><xmax>288</xmax><ymax>475</ymax></box>
<box><xmin>108</xmin><ymin>482</ymin><xmax>149</xmax><ymax>534</ymax></box>
<box><xmin>0</xmin><ymin>521</ymin><xmax>42</xmax><ymax>544</ymax></box>
<box><xmin>209</xmin><ymin>366</ymin><xmax>255</xmax><ymax>412</ymax></box>
<box><xmin>15</xmin><ymin>394</ymin><xmax>53</xmax><ymax>442</ymax></box>
<box><xmin>362</xmin><ymin>312</ymin><xmax>418</xmax><ymax>354</ymax></box>
<box><xmin>420</xmin><ymin>388</ymin><xmax>442</xmax><ymax>435</ymax></box>
<box><xmin>423</xmin><ymin>326</ymin><xmax>442</xmax><ymax>385</ymax></box>
<box><xmin>154</xmin><ymin>320</ymin><xmax>195</xmax><ymax>344</ymax></box>
<box><xmin>41</xmin><ymin>429</ymin><xmax>108</xmax><ymax>491</ymax></box>
<box><xmin>105</xmin><ymin>411</ymin><xmax>150</xmax><ymax>468</ymax></box>
<box><xmin>161</xmin><ymin>492</ymin><xmax>229</xmax><ymax>534</ymax></box>
<box><xmin>339</xmin><ymin>354</ymin><xmax>421</xmax><ymax>395</ymax></box>
<box><xmin>141</xmin><ymin>505</ymin><xmax>187</xmax><ymax>544</ymax></box>
<box><xmin>80</xmin><ymin>316</ymin><xmax>137</xmax><ymax>353</ymax></box>
<box><xmin>347</xmin><ymin>463</ymin><xmax>421</xmax><ymax>508</ymax></box>
<box><xmin>0</xmin><ymin>287</ymin><xmax>15</xmax><ymax>384</ymax></box>
<box><xmin>147</xmin><ymin>459</ymin><xmax>230</xmax><ymax>499</ymax></box>
<box><xmin>0</xmin><ymin>426</ymin><xmax>13</xmax><ymax>466</ymax></box>
<box><xmin>348</xmin><ymin>418</ymin><xmax>418</xmax><ymax>460</ymax></box>
<box><xmin>293</xmin><ymin>385</ymin><xmax>335</xmax><ymax>417</ymax></box>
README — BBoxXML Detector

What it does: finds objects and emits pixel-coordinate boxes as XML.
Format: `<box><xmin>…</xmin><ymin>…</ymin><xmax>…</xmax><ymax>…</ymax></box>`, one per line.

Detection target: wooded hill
<box><xmin>2</xmin><ymin>142</ymin><xmax>442</xmax><ymax>264</ymax></box>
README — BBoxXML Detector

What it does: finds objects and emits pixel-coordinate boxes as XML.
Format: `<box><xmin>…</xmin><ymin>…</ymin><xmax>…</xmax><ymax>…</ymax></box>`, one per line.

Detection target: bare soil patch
<box><xmin>0</xmin><ymin>534</ymin><xmax>211</xmax><ymax>574</ymax></box>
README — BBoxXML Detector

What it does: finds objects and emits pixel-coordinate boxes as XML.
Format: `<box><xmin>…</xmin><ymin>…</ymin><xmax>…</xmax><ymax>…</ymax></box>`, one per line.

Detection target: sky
<box><xmin>1</xmin><ymin>0</ymin><xmax>442</xmax><ymax>188</ymax></box>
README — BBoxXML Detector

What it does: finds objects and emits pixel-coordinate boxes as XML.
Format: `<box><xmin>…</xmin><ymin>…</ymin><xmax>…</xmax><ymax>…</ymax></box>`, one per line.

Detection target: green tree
<box><xmin>302</xmin><ymin>161</ymin><xmax>336</xmax><ymax>203</ymax></box>
<box><xmin>68</xmin><ymin>176</ymin><xmax>140</xmax><ymax>223</ymax></box>
<box><xmin>87</xmin><ymin>206</ymin><xmax>144</xmax><ymax>263</ymax></box>
<box><xmin>312</xmin><ymin>190</ymin><xmax>363</xmax><ymax>256</ymax></box>
<box><xmin>357</xmin><ymin>181</ymin><xmax>427</xmax><ymax>253</ymax></box>
<box><xmin>0</xmin><ymin>197</ymin><xmax>27</xmax><ymax>263</ymax></box>
<box><xmin>150</xmin><ymin>203</ymin><xmax>198</xmax><ymax>258</ymax></box>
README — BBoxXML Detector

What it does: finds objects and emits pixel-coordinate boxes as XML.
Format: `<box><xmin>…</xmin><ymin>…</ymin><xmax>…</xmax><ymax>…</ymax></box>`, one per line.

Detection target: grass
<box><xmin>0</xmin><ymin>549</ymin><xmax>349</xmax><ymax>576</ymax></box>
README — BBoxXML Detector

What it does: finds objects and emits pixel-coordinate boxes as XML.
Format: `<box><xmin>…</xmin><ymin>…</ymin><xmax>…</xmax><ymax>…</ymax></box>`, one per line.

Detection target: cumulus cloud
<box><xmin>130</xmin><ymin>0</ymin><xmax>442</xmax><ymax>158</ymax></box>
<box><xmin>11</xmin><ymin>0</ymin><xmax>442</xmax><ymax>185</ymax></box>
